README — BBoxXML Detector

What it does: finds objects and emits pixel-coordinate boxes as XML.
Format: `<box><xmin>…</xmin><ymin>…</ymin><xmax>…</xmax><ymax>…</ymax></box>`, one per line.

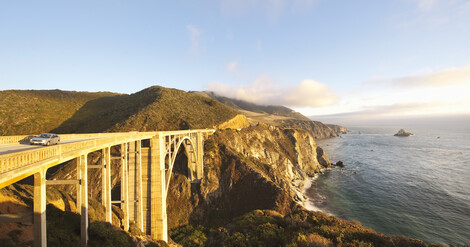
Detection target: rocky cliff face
<box><xmin>327</xmin><ymin>124</ymin><xmax>348</xmax><ymax>134</ymax></box>
<box><xmin>275</xmin><ymin>119</ymin><xmax>340</xmax><ymax>139</ymax></box>
<box><xmin>166</xmin><ymin>122</ymin><xmax>331</xmax><ymax>228</ymax></box>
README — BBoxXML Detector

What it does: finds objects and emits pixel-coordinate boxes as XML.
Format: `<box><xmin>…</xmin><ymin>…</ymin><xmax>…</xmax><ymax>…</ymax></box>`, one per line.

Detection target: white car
<box><xmin>30</xmin><ymin>133</ymin><xmax>60</xmax><ymax>146</ymax></box>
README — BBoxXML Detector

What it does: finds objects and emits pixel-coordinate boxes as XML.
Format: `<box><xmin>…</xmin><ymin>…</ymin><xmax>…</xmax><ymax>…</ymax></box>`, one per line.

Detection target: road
<box><xmin>0</xmin><ymin>138</ymin><xmax>99</xmax><ymax>155</ymax></box>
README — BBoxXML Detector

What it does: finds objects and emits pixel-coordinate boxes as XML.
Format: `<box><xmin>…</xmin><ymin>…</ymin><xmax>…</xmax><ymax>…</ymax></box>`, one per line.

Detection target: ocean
<box><xmin>306</xmin><ymin>124</ymin><xmax>470</xmax><ymax>245</ymax></box>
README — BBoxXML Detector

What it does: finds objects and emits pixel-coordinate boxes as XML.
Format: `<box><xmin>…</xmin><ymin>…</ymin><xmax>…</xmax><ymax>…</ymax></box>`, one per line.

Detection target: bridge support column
<box><xmin>34</xmin><ymin>168</ymin><xmax>46</xmax><ymax>247</ymax></box>
<box><xmin>121</xmin><ymin>143</ymin><xmax>129</xmax><ymax>231</ymax></box>
<box><xmin>78</xmin><ymin>154</ymin><xmax>88</xmax><ymax>246</ymax></box>
<box><xmin>196</xmin><ymin>132</ymin><xmax>204</xmax><ymax>180</ymax></box>
<box><xmin>129</xmin><ymin>140</ymin><xmax>144</xmax><ymax>231</ymax></box>
<box><xmin>150</xmin><ymin>134</ymin><xmax>167</xmax><ymax>241</ymax></box>
<box><xmin>136</xmin><ymin>140</ymin><xmax>143</xmax><ymax>231</ymax></box>
<box><xmin>104</xmin><ymin>147</ymin><xmax>112</xmax><ymax>223</ymax></box>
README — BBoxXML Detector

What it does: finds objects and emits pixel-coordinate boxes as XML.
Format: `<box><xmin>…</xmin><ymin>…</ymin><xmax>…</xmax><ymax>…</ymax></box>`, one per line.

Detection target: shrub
<box><xmin>88</xmin><ymin>221</ymin><xmax>136</xmax><ymax>247</ymax></box>
<box><xmin>170</xmin><ymin>225</ymin><xmax>207</xmax><ymax>247</ymax></box>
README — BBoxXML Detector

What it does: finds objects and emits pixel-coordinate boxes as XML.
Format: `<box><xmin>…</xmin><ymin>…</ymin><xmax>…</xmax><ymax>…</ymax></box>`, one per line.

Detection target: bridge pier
<box><xmin>121</xmin><ymin>143</ymin><xmax>129</xmax><ymax>231</ymax></box>
<box><xmin>103</xmin><ymin>147</ymin><xmax>112</xmax><ymax>223</ymax></box>
<box><xmin>150</xmin><ymin>134</ymin><xmax>168</xmax><ymax>241</ymax></box>
<box><xmin>128</xmin><ymin>140</ymin><xmax>144</xmax><ymax>232</ymax></box>
<box><xmin>136</xmin><ymin>140</ymin><xmax>143</xmax><ymax>231</ymax></box>
<box><xmin>34</xmin><ymin>168</ymin><xmax>46</xmax><ymax>247</ymax></box>
<box><xmin>196</xmin><ymin>132</ymin><xmax>204</xmax><ymax>181</ymax></box>
<box><xmin>78</xmin><ymin>154</ymin><xmax>88</xmax><ymax>246</ymax></box>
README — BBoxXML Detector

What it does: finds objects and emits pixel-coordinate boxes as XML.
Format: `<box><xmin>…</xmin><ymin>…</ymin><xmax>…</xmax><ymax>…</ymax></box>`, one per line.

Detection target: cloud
<box><xmin>206</xmin><ymin>76</ymin><xmax>337</xmax><ymax>107</ymax></box>
<box><xmin>284</xmin><ymin>80</ymin><xmax>337</xmax><ymax>106</ymax></box>
<box><xmin>386</xmin><ymin>65</ymin><xmax>470</xmax><ymax>88</ymax></box>
<box><xmin>311</xmin><ymin>101</ymin><xmax>447</xmax><ymax>120</ymax></box>
<box><xmin>225</xmin><ymin>61</ymin><xmax>240</xmax><ymax>73</ymax></box>
<box><xmin>187</xmin><ymin>25</ymin><xmax>201</xmax><ymax>55</ymax></box>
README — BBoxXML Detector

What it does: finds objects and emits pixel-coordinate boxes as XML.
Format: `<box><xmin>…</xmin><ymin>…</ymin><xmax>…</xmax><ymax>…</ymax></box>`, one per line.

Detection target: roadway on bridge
<box><xmin>0</xmin><ymin>137</ymin><xmax>101</xmax><ymax>155</ymax></box>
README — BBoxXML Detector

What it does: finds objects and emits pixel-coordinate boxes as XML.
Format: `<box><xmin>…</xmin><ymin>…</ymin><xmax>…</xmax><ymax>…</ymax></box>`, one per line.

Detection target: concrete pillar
<box><xmin>196</xmin><ymin>132</ymin><xmax>204</xmax><ymax>180</ymax></box>
<box><xmin>150</xmin><ymin>134</ymin><xmax>167</xmax><ymax>241</ymax></box>
<box><xmin>105</xmin><ymin>147</ymin><xmax>112</xmax><ymax>223</ymax></box>
<box><xmin>76</xmin><ymin>158</ymin><xmax>81</xmax><ymax>215</ymax></box>
<box><xmin>128</xmin><ymin>141</ymin><xmax>141</xmax><ymax>229</ymax></box>
<box><xmin>136</xmin><ymin>140</ymin><xmax>143</xmax><ymax>231</ymax></box>
<box><xmin>34</xmin><ymin>169</ymin><xmax>46</xmax><ymax>247</ymax></box>
<box><xmin>128</xmin><ymin>142</ymin><xmax>136</xmax><ymax>223</ymax></box>
<box><xmin>141</xmin><ymin>146</ymin><xmax>151</xmax><ymax>234</ymax></box>
<box><xmin>121</xmin><ymin>143</ymin><xmax>129</xmax><ymax>231</ymax></box>
<box><xmin>79</xmin><ymin>154</ymin><xmax>88</xmax><ymax>246</ymax></box>
<box><xmin>101</xmin><ymin>149</ymin><xmax>107</xmax><ymax>209</ymax></box>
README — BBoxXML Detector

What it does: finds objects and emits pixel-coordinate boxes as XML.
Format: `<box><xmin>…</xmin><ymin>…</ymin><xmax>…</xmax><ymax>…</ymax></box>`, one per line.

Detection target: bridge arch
<box><xmin>163</xmin><ymin>136</ymin><xmax>199</xmax><ymax>196</ymax></box>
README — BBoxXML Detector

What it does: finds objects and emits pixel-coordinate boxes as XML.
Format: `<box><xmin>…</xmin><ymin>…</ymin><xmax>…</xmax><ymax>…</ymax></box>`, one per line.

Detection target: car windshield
<box><xmin>38</xmin><ymin>134</ymin><xmax>51</xmax><ymax>138</ymax></box>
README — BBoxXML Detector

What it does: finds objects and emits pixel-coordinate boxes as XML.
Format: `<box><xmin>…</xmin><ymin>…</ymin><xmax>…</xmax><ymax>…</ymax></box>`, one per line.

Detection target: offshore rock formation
<box><xmin>394</xmin><ymin>129</ymin><xmax>413</xmax><ymax>137</ymax></box>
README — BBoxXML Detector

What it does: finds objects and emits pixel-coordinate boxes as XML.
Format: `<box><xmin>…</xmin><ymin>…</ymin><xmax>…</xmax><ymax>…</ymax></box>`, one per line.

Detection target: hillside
<box><xmin>0</xmin><ymin>87</ymin><xmax>240</xmax><ymax>135</ymax></box>
<box><xmin>192</xmin><ymin>91</ymin><xmax>347</xmax><ymax>139</ymax></box>
<box><xmin>193</xmin><ymin>91</ymin><xmax>311</xmax><ymax>121</ymax></box>
<box><xmin>0</xmin><ymin>90</ymin><xmax>118</xmax><ymax>135</ymax></box>
<box><xmin>54</xmin><ymin>86</ymin><xmax>239</xmax><ymax>133</ymax></box>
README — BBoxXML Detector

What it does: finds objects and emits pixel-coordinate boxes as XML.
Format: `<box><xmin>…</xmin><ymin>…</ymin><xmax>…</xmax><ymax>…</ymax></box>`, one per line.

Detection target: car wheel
<box><xmin>46</xmin><ymin>141</ymin><xmax>50</xmax><ymax>146</ymax></box>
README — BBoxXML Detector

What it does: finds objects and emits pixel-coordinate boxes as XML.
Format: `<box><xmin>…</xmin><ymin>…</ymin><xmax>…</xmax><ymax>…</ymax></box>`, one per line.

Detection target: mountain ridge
<box><xmin>191</xmin><ymin>90</ymin><xmax>347</xmax><ymax>139</ymax></box>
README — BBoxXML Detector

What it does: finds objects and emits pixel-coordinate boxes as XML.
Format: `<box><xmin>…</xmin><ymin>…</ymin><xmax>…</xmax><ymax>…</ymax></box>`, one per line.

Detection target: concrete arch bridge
<box><xmin>0</xmin><ymin>129</ymin><xmax>214</xmax><ymax>246</ymax></box>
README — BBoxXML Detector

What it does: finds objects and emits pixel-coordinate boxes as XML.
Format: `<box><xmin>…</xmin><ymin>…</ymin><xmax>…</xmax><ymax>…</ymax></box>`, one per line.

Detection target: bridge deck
<box><xmin>0</xmin><ymin>130</ymin><xmax>213</xmax><ymax>189</ymax></box>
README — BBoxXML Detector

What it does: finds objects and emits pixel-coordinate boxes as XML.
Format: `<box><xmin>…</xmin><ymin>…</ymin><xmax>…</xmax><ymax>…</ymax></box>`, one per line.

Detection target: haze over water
<box><xmin>307</xmin><ymin>118</ymin><xmax>470</xmax><ymax>245</ymax></box>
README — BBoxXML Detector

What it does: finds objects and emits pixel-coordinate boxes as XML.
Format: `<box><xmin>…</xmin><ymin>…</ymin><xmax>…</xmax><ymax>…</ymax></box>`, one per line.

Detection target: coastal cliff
<box><xmin>327</xmin><ymin>124</ymin><xmax>348</xmax><ymax>134</ymax></box>
<box><xmin>166</xmin><ymin>122</ymin><xmax>331</xmax><ymax>228</ymax></box>
<box><xmin>276</xmin><ymin>119</ymin><xmax>343</xmax><ymax>139</ymax></box>
<box><xmin>0</xmin><ymin>87</ymin><xmax>434</xmax><ymax>246</ymax></box>
<box><xmin>166</xmin><ymin>123</ymin><xmax>433</xmax><ymax>246</ymax></box>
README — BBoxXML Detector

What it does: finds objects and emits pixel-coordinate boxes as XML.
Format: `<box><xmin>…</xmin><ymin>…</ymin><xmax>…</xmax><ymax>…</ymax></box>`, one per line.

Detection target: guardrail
<box><xmin>0</xmin><ymin>130</ymin><xmax>215</xmax><ymax>145</ymax></box>
<box><xmin>0</xmin><ymin>135</ymin><xmax>33</xmax><ymax>145</ymax></box>
<box><xmin>0</xmin><ymin>133</ymin><xmax>155</xmax><ymax>174</ymax></box>
<box><xmin>0</xmin><ymin>130</ymin><xmax>215</xmax><ymax>175</ymax></box>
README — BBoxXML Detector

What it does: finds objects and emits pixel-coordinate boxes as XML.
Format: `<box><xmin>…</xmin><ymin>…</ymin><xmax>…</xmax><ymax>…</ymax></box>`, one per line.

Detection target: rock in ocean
<box><xmin>394</xmin><ymin>129</ymin><xmax>413</xmax><ymax>137</ymax></box>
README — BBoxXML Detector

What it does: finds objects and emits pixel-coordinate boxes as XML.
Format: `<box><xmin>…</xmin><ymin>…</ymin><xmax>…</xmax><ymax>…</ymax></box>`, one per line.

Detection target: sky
<box><xmin>1</xmin><ymin>0</ymin><xmax>470</xmax><ymax>122</ymax></box>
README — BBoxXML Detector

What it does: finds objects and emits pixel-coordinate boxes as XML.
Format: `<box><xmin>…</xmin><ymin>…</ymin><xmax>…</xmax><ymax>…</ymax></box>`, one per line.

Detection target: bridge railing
<box><xmin>0</xmin><ymin>135</ymin><xmax>33</xmax><ymax>145</ymax></box>
<box><xmin>0</xmin><ymin>133</ymin><xmax>156</xmax><ymax>174</ymax></box>
<box><xmin>0</xmin><ymin>130</ymin><xmax>216</xmax><ymax>145</ymax></box>
<box><xmin>0</xmin><ymin>130</ymin><xmax>215</xmax><ymax>175</ymax></box>
<box><xmin>0</xmin><ymin>132</ymin><xmax>158</xmax><ymax>145</ymax></box>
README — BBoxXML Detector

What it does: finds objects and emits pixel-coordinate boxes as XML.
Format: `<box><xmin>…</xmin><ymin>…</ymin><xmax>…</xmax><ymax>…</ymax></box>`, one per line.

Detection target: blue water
<box><xmin>307</xmin><ymin>126</ymin><xmax>470</xmax><ymax>245</ymax></box>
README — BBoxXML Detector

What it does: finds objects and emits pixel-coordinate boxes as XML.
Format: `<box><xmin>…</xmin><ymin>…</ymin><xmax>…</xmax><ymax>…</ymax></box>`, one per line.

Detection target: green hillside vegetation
<box><xmin>0</xmin><ymin>87</ymin><xmax>239</xmax><ymax>135</ymax></box>
<box><xmin>171</xmin><ymin>209</ymin><xmax>441</xmax><ymax>247</ymax></box>
<box><xmin>54</xmin><ymin>86</ymin><xmax>239</xmax><ymax>133</ymax></box>
<box><xmin>0</xmin><ymin>90</ymin><xmax>117</xmax><ymax>135</ymax></box>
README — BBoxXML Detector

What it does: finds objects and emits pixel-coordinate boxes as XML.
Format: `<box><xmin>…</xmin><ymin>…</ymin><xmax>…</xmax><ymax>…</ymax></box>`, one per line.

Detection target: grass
<box><xmin>0</xmin><ymin>89</ymin><xmax>117</xmax><ymax>135</ymax></box>
<box><xmin>0</xmin><ymin>86</ymin><xmax>239</xmax><ymax>135</ymax></box>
